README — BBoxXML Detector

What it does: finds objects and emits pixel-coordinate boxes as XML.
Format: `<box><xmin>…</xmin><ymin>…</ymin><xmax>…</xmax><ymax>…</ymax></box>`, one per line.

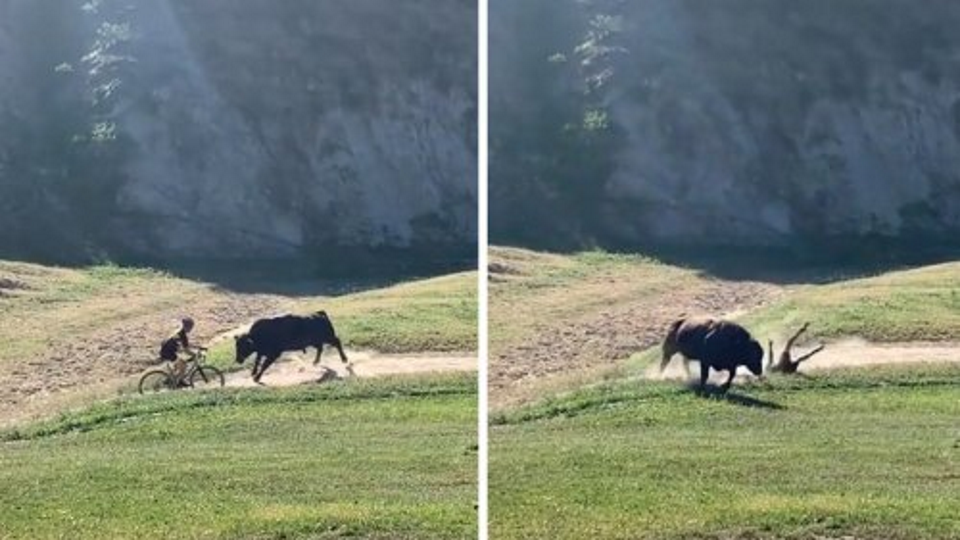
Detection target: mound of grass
<box><xmin>320</xmin><ymin>272</ymin><xmax>477</xmax><ymax>353</ymax></box>
<box><xmin>0</xmin><ymin>261</ymin><xmax>173</xmax><ymax>306</ymax></box>
<box><xmin>0</xmin><ymin>374</ymin><xmax>477</xmax><ymax>540</ymax></box>
<box><xmin>0</xmin><ymin>262</ymin><xmax>189</xmax><ymax>361</ymax></box>
<box><xmin>491</xmin><ymin>365</ymin><xmax>960</xmax><ymax>539</ymax></box>
<box><xmin>745</xmin><ymin>262</ymin><xmax>960</xmax><ymax>343</ymax></box>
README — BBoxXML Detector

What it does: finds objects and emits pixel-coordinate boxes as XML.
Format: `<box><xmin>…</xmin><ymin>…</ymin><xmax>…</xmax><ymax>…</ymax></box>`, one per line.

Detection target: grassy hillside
<box><xmin>491</xmin><ymin>252</ymin><xmax>960</xmax><ymax>539</ymax></box>
<box><xmin>0</xmin><ymin>262</ymin><xmax>195</xmax><ymax>363</ymax></box>
<box><xmin>320</xmin><ymin>272</ymin><xmax>477</xmax><ymax>353</ymax></box>
<box><xmin>489</xmin><ymin>247</ymin><xmax>696</xmax><ymax>351</ymax></box>
<box><xmin>743</xmin><ymin>262</ymin><xmax>960</xmax><ymax>344</ymax></box>
<box><xmin>0</xmin><ymin>375</ymin><xmax>477</xmax><ymax>540</ymax></box>
<box><xmin>491</xmin><ymin>366</ymin><xmax>960</xmax><ymax>539</ymax></box>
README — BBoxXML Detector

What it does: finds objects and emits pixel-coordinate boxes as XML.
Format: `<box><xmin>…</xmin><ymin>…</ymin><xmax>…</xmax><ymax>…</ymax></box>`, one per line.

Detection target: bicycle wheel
<box><xmin>189</xmin><ymin>366</ymin><xmax>225</xmax><ymax>389</ymax></box>
<box><xmin>139</xmin><ymin>370</ymin><xmax>174</xmax><ymax>394</ymax></box>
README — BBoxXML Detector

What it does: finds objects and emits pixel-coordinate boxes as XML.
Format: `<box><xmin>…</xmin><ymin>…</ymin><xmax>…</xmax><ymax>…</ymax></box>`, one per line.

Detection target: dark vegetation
<box><xmin>0</xmin><ymin>0</ymin><xmax>132</xmax><ymax>260</ymax></box>
<box><xmin>490</xmin><ymin>0</ymin><xmax>960</xmax><ymax>256</ymax></box>
<box><xmin>490</xmin><ymin>0</ymin><xmax>626</xmax><ymax>248</ymax></box>
<box><xmin>0</xmin><ymin>0</ymin><xmax>477</xmax><ymax>274</ymax></box>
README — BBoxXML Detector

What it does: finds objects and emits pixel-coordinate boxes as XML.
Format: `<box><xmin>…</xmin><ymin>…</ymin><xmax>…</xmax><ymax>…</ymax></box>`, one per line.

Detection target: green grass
<box><xmin>744</xmin><ymin>262</ymin><xmax>960</xmax><ymax>343</ymax></box>
<box><xmin>0</xmin><ymin>374</ymin><xmax>477</xmax><ymax>540</ymax></box>
<box><xmin>491</xmin><ymin>365</ymin><xmax>960</xmax><ymax>539</ymax></box>
<box><xmin>319</xmin><ymin>272</ymin><xmax>477</xmax><ymax>353</ymax></box>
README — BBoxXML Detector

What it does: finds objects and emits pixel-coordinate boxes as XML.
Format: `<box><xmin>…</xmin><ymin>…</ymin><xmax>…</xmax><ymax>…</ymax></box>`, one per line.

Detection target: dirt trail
<box><xmin>799</xmin><ymin>339</ymin><xmax>960</xmax><ymax>370</ymax></box>
<box><xmin>650</xmin><ymin>338</ymin><xmax>960</xmax><ymax>383</ymax></box>
<box><xmin>0</xmin><ymin>351</ymin><xmax>475</xmax><ymax>428</ymax></box>
<box><xmin>226</xmin><ymin>351</ymin><xmax>476</xmax><ymax>388</ymax></box>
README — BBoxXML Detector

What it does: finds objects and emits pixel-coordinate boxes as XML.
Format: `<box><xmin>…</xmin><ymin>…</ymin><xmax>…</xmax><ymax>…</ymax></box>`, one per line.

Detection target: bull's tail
<box><xmin>660</xmin><ymin>317</ymin><xmax>685</xmax><ymax>372</ymax></box>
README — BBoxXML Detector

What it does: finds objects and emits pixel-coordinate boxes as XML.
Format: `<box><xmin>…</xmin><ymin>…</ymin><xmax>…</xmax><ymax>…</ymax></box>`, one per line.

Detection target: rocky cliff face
<box><xmin>491</xmin><ymin>0</ymin><xmax>960</xmax><ymax>250</ymax></box>
<box><xmin>0</xmin><ymin>0</ymin><xmax>476</xmax><ymax>262</ymax></box>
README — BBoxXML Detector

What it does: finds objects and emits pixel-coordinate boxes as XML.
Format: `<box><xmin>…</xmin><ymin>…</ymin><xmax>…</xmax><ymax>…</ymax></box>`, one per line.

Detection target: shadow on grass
<box><xmin>719</xmin><ymin>391</ymin><xmax>785</xmax><ymax>410</ymax></box>
<box><xmin>162</xmin><ymin>246</ymin><xmax>477</xmax><ymax>295</ymax></box>
<box><xmin>687</xmin><ymin>383</ymin><xmax>786</xmax><ymax>410</ymax></box>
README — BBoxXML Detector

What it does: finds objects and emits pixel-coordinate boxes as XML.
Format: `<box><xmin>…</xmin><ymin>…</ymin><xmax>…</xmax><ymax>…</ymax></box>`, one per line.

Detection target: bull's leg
<box><xmin>252</xmin><ymin>354</ymin><xmax>264</xmax><ymax>378</ymax></box>
<box><xmin>660</xmin><ymin>343</ymin><xmax>677</xmax><ymax>372</ymax></box>
<box><xmin>721</xmin><ymin>366</ymin><xmax>738</xmax><ymax>392</ymax></box>
<box><xmin>253</xmin><ymin>353</ymin><xmax>280</xmax><ymax>384</ymax></box>
<box><xmin>313</xmin><ymin>346</ymin><xmax>323</xmax><ymax>365</ymax></box>
<box><xmin>698</xmin><ymin>361</ymin><xmax>710</xmax><ymax>390</ymax></box>
<box><xmin>332</xmin><ymin>337</ymin><xmax>348</xmax><ymax>362</ymax></box>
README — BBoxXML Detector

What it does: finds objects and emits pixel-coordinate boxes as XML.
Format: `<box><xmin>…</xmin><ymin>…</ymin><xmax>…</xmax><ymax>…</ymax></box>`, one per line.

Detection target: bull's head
<box><xmin>234</xmin><ymin>334</ymin><xmax>256</xmax><ymax>364</ymax></box>
<box><xmin>745</xmin><ymin>339</ymin><xmax>764</xmax><ymax>376</ymax></box>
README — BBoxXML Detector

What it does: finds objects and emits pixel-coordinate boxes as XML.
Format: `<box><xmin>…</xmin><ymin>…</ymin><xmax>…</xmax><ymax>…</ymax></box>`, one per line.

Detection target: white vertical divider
<box><xmin>477</xmin><ymin>0</ymin><xmax>489</xmax><ymax>537</ymax></box>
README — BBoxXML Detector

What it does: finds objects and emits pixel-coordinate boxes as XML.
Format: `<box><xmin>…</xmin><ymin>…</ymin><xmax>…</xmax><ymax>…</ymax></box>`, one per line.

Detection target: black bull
<box><xmin>660</xmin><ymin>316</ymin><xmax>764</xmax><ymax>391</ymax></box>
<box><xmin>235</xmin><ymin>311</ymin><xmax>347</xmax><ymax>383</ymax></box>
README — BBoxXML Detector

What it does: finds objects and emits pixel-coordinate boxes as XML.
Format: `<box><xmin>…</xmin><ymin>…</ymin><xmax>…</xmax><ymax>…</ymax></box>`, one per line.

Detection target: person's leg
<box><xmin>173</xmin><ymin>356</ymin><xmax>187</xmax><ymax>384</ymax></box>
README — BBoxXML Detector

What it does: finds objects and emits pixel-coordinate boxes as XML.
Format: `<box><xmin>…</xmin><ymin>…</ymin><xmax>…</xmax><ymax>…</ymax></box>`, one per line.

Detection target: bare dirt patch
<box><xmin>801</xmin><ymin>339</ymin><xmax>960</xmax><ymax>370</ymax></box>
<box><xmin>226</xmin><ymin>351</ymin><xmax>476</xmax><ymax>388</ymax></box>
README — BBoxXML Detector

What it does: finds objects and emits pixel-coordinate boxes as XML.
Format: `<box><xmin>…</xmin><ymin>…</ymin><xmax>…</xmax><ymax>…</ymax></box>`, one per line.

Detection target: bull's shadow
<box><xmin>684</xmin><ymin>382</ymin><xmax>785</xmax><ymax>410</ymax></box>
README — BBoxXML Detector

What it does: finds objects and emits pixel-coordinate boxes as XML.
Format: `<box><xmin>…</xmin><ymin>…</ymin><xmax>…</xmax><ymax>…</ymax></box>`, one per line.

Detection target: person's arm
<box><xmin>179</xmin><ymin>331</ymin><xmax>195</xmax><ymax>356</ymax></box>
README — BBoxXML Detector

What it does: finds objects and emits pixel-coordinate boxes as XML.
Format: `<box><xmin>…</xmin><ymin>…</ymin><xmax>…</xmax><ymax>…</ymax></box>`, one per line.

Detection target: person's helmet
<box><xmin>181</xmin><ymin>317</ymin><xmax>195</xmax><ymax>329</ymax></box>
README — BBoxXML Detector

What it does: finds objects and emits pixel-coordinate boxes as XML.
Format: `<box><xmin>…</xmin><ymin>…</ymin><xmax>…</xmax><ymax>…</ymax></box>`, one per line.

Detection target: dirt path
<box><xmin>226</xmin><ymin>351</ymin><xmax>476</xmax><ymax>388</ymax></box>
<box><xmin>650</xmin><ymin>338</ymin><xmax>960</xmax><ymax>383</ymax></box>
<box><xmin>491</xmin><ymin>278</ymin><xmax>786</xmax><ymax>399</ymax></box>
<box><xmin>0</xmin><ymin>351</ymin><xmax>475</xmax><ymax>429</ymax></box>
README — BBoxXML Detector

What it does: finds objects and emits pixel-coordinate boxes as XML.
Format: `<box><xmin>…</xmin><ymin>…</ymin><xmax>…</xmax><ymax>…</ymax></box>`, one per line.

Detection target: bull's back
<box><xmin>248</xmin><ymin>314</ymin><xmax>333</xmax><ymax>352</ymax></box>
<box><xmin>673</xmin><ymin>316</ymin><xmax>717</xmax><ymax>360</ymax></box>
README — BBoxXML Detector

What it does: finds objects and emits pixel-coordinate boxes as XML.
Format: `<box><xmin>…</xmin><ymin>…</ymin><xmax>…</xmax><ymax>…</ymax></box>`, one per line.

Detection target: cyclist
<box><xmin>159</xmin><ymin>317</ymin><xmax>199</xmax><ymax>385</ymax></box>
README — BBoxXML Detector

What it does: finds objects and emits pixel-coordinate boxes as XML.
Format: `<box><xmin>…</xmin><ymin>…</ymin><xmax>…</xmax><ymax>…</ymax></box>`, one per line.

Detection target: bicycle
<box><xmin>138</xmin><ymin>348</ymin><xmax>225</xmax><ymax>394</ymax></box>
